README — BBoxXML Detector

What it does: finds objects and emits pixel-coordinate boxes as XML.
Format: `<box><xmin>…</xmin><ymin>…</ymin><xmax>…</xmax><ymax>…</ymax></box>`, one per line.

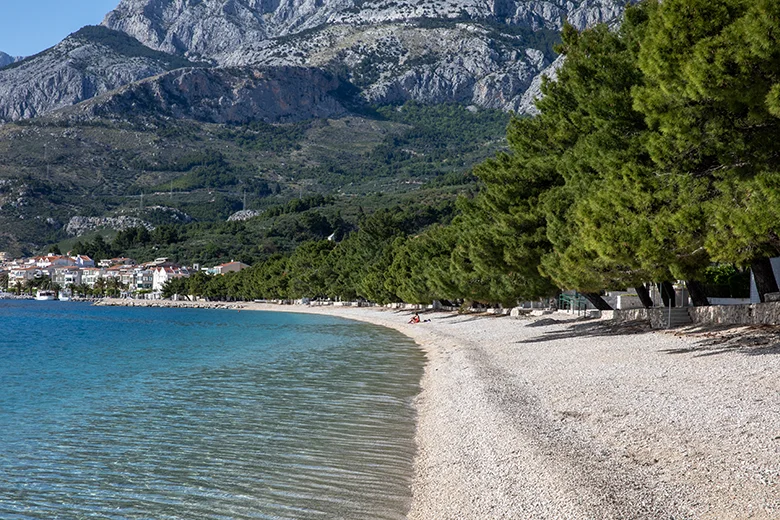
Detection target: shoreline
<box><xmin>95</xmin><ymin>298</ymin><xmax>780</xmax><ymax>518</ymax></box>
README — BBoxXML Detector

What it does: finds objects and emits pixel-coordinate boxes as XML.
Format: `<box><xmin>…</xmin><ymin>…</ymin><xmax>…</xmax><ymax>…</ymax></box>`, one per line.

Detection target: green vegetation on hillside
<box><xmin>70</xmin><ymin>190</ymin><xmax>457</xmax><ymax>268</ymax></box>
<box><xmin>0</xmin><ymin>102</ymin><xmax>508</xmax><ymax>256</ymax></box>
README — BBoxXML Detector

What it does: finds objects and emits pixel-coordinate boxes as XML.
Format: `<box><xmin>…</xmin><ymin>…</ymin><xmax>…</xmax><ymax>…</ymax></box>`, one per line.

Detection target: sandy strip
<box><xmin>97</xmin><ymin>300</ymin><xmax>780</xmax><ymax>518</ymax></box>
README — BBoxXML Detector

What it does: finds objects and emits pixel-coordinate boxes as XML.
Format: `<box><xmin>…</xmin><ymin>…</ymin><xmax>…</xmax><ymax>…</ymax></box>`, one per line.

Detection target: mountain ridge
<box><xmin>103</xmin><ymin>0</ymin><xmax>625</xmax><ymax>63</ymax></box>
<box><xmin>0</xmin><ymin>52</ymin><xmax>22</xmax><ymax>68</ymax></box>
<box><xmin>0</xmin><ymin>26</ymin><xmax>203</xmax><ymax>123</ymax></box>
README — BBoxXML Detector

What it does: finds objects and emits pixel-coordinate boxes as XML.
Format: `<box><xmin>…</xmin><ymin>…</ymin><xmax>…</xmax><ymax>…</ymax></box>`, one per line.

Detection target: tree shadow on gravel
<box><xmin>659</xmin><ymin>324</ymin><xmax>780</xmax><ymax>357</ymax></box>
<box><xmin>515</xmin><ymin>318</ymin><xmax>653</xmax><ymax>344</ymax></box>
<box><xmin>516</xmin><ymin>317</ymin><xmax>780</xmax><ymax>357</ymax></box>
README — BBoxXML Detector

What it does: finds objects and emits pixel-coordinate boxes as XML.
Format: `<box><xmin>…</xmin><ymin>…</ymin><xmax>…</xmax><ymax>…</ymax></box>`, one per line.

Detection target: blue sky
<box><xmin>0</xmin><ymin>0</ymin><xmax>121</xmax><ymax>57</ymax></box>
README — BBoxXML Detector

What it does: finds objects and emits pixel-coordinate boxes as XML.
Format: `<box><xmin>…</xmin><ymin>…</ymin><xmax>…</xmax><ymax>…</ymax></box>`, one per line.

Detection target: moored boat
<box><xmin>35</xmin><ymin>289</ymin><xmax>58</xmax><ymax>301</ymax></box>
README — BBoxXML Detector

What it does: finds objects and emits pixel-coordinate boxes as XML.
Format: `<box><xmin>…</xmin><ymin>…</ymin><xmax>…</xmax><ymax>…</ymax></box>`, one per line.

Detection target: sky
<box><xmin>0</xmin><ymin>0</ymin><xmax>121</xmax><ymax>57</ymax></box>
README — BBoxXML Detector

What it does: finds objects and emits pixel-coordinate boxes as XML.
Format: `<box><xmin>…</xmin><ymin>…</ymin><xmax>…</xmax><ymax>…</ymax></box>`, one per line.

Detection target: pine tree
<box><xmin>636</xmin><ymin>0</ymin><xmax>780</xmax><ymax>301</ymax></box>
<box><xmin>454</xmin><ymin>114</ymin><xmax>561</xmax><ymax>306</ymax></box>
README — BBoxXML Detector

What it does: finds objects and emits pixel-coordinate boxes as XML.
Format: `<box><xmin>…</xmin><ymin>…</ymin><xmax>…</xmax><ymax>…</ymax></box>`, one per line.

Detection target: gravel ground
<box><xmin>99</xmin><ymin>300</ymin><xmax>780</xmax><ymax>518</ymax></box>
<box><xmin>298</xmin><ymin>307</ymin><xmax>780</xmax><ymax>520</ymax></box>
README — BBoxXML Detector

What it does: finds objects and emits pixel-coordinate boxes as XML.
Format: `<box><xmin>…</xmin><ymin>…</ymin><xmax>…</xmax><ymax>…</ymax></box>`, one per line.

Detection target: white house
<box><xmin>51</xmin><ymin>266</ymin><xmax>82</xmax><ymax>287</ymax></box>
<box><xmin>33</xmin><ymin>255</ymin><xmax>74</xmax><ymax>269</ymax></box>
<box><xmin>72</xmin><ymin>255</ymin><xmax>95</xmax><ymax>268</ymax></box>
<box><xmin>81</xmin><ymin>267</ymin><xmax>104</xmax><ymax>288</ymax></box>
<box><xmin>133</xmin><ymin>268</ymin><xmax>154</xmax><ymax>292</ymax></box>
<box><xmin>153</xmin><ymin>266</ymin><xmax>189</xmax><ymax>292</ymax></box>
<box><xmin>98</xmin><ymin>257</ymin><xmax>135</xmax><ymax>268</ymax></box>
<box><xmin>8</xmin><ymin>266</ymin><xmax>41</xmax><ymax>286</ymax></box>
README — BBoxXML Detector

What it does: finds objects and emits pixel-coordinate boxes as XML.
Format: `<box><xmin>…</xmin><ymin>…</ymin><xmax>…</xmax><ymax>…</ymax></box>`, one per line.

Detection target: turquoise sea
<box><xmin>0</xmin><ymin>301</ymin><xmax>424</xmax><ymax>519</ymax></box>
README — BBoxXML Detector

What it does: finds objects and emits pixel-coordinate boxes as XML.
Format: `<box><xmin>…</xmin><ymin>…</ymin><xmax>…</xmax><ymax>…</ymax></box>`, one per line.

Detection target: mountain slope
<box><xmin>0</xmin><ymin>102</ymin><xmax>509</xmax><ymax>255</ymax></box>
<box><xmin>0</xmin><ymin>26</ymin><xmax>201</xmax><ymax>123</ymax></box>
<box><xmin>0</xmin><ymin>0</ymin><xmax>632</xmax><ymax>256</ymax></box>
<box><xmin>226</xmin><ymin>20</ymin><xmax>558</xmax><ymax>112</ymax></box>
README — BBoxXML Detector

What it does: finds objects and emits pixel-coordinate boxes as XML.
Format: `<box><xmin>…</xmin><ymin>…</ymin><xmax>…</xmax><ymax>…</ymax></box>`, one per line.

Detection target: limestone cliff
<box><xmin>64</xmin><ymin>66</ymin><xmax>348</xmax><ymax>124</ymax></box>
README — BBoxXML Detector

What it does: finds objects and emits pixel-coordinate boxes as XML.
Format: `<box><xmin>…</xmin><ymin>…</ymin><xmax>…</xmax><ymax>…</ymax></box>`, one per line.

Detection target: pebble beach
<box><xmin>97</xmin><ymin>299</ymin><xmax>780</xmax><ymax>518</ymax></box>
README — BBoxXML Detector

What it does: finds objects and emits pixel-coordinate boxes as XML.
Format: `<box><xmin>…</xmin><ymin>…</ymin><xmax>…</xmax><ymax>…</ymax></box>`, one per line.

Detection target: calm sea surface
<box><xmin>0</xmin><ymin>301</ymin><xmax>424</xmax><ymax>519</ymax></box>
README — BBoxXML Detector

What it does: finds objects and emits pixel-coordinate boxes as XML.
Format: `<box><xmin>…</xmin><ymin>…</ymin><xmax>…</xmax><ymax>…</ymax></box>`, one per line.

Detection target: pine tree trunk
<box><xmin>659</xmin><ymin>281</ymin><xmax>676</xmax><ymax>307</ymax></box>
<box><xmin>634</xmin><ymin>285</ymin><xmax>654</xmax><ymax>308</ymax></box>
<box><xmin>582</xmin><ymin>292</ymin><xmax>613</xmax><ymax>311</ymax></box>
<box><xmin>751</xmin><ymin>257</ymin><xmax>779</xmax><ymax>302</ymax></box>
<box><xmin>685</xmin><ymin>279</ymin><xmax>710</xmax><ymax>307</ymax></box>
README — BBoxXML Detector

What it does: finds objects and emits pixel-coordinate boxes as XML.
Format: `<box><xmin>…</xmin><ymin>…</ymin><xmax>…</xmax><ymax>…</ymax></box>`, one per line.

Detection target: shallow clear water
<box><xmin>0</xmin><ymin>301</ymin><xmax>424</xmax><ymax>519</ymax></box>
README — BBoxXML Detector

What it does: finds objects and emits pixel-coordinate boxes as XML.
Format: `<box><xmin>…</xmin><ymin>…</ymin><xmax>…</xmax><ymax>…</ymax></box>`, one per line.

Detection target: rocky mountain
<box><xmin>101</xmin><ymin>0</ymin><xmax>628</xmax><ymax>112</ymax></box>
<box><xmin>0</xmin><ymin>0</ymin><xmax>629</xmax><ymax>124</ymax></box>
<box><xmin>0</xmin><ymin>52</ymin><xmax>22</xmax><ymax>68</ymax></box>
<box><xmin>0</xmin><ymin>26</ymin><xmax>200</xmax><ymax>123</ymax></box>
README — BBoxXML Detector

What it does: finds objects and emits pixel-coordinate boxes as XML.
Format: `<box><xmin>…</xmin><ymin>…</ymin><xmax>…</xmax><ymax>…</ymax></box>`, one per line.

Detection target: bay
<box><xmin>0</xmin><ymin>301</ymin><xmax>424</xmax><ymax>519</ymax></box>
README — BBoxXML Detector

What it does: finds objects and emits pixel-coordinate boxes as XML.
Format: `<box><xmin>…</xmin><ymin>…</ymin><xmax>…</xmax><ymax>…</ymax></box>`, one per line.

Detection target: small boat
<box><xmin>35</xmin><ymin>289</ymin><xmax>58</xmax><ymax>301</ymax></box>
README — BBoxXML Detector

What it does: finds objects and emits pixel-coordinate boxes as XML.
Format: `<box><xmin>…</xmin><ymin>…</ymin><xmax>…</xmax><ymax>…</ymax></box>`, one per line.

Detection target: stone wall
<box><xmin>615</xmin><ymin>302</ymin><xmax>780</xmax><ymax>327</ymax></box>
<box><xmin>613</xmin><ymin>308</ymin><xmax>669</xmax><ymax>329</ymax></box>
<box><xmin>688</xmin><ymin>302</ymin><xmax>780</xmax><ymax>325</ymax></box>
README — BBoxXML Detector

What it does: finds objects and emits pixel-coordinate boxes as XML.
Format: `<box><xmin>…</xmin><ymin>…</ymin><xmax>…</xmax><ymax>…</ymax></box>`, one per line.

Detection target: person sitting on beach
<box><xmin>409</xmin><ymin>313</ymin><xmax>420</xmax><ymax>324</ymax></box>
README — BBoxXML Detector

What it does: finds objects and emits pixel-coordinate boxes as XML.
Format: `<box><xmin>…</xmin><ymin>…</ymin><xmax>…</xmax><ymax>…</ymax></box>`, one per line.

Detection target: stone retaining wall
<box><xmin>615</xmin><ymin>302</ymin><xmax>780</xmax><ymax>327</ymax></box>
<box><xmin>613</xmin><ymin>308</ymin><xmax>668</xmax><ymax>328</ymax></box>
<box><xmin>687</xmin><ymin>302</ymin><xmax>780</xmax><ymax>325</ymax></box>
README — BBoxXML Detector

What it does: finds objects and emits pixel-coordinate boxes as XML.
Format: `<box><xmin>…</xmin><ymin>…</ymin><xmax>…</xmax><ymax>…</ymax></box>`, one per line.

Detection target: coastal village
<box><xmin>0</xmin><ymin>251</ymin><xmax>248</xmax><ymax>298</ymax></box>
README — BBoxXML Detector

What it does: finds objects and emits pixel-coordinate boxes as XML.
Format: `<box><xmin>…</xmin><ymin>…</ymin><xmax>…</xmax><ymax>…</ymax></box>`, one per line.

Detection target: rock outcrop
<box><xmin>228</xmin><ymin>209</ymin><xmax>262</xmax><ymax>222</ymax></box>
<box><xmin>515</xmin><ymin>54</ymin><xmax>565</xmax><ymax>116</ymax></box>
<box><xmin>65</xmin><ymin>215</ymin><xmax>154</xmax><ymax>236</ymax></box>
<box><xmin>66</xmin><ymin>66</ymin><xmax>348</xmax><ymax>124</ymax></box>
<box><xmin>226</xmin><ymin>22</ymin><xmax>556</xmax><ymax>112</ymax></box>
